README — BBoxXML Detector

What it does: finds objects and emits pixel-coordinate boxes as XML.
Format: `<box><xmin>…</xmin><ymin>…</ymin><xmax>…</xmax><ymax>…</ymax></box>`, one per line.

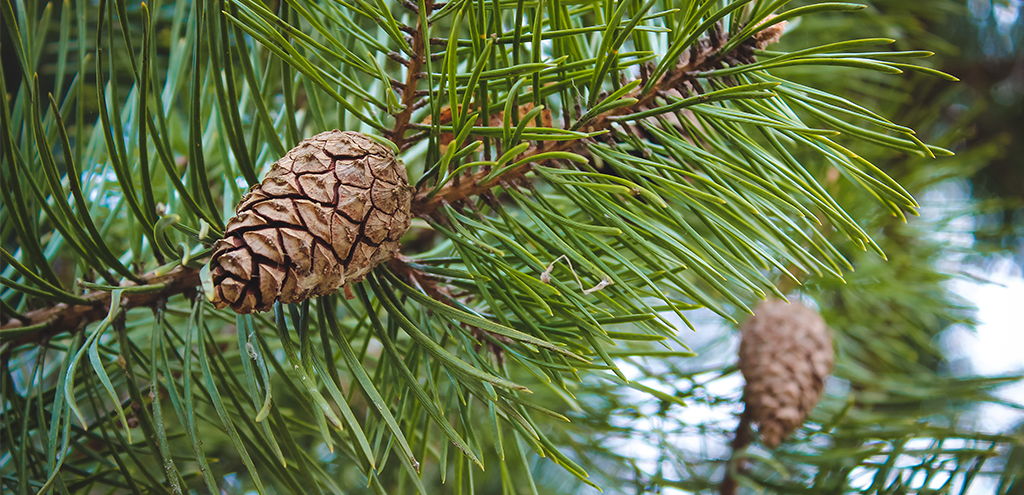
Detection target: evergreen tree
<box><xmin>1</xmin><ymin>0</ymin><xmax>1020</xmax><ymax>493</ymax></box>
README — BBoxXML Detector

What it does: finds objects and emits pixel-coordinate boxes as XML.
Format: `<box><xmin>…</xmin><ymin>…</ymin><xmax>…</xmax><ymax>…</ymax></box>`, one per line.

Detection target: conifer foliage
<box><xmin>1</xmin><ymin>0</ymin><xmax>1019</xmax><ymax>493</ymax></box>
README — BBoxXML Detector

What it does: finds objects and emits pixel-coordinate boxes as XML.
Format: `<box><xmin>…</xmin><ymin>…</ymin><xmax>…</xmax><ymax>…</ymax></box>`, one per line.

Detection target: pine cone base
<box><xmin>739</xmin><ymin>299</ymin><xmax>834</xmax><ymax>448</ymax></box>
<box><xmin>209</xmin><ymin>130</ymin><xmax>412</xmax><ymax>313</ymax></box>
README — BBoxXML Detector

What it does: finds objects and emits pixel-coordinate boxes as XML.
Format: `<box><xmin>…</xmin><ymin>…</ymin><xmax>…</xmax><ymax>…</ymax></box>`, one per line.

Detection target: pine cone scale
<box><xmin>297</xmin><ymin>173</ymin><xmax>337</xmax><ymax>203</ymax></box>
<box><xmin>295</xmin><ymin>200</ymin><xmax>333</xmax><ymax>241</ymax></box>
<box><xmin>210</xmin><ymin>130</ymin><xmax>412</xmax><ymax>314</ymax></box>
<box><xmin>330</xmin><ymin>214</ymin><xmax>358</xmax><ymax>261</ymax></box>
<box><xmin>336</xmin><ymin>159</ymin><xmax>375</xmax><ymax>188</ymax></box>
<box><xmin>336</xmin><ymin>186</ymin><xmax>372</xmax><ymax>222</ymax></box>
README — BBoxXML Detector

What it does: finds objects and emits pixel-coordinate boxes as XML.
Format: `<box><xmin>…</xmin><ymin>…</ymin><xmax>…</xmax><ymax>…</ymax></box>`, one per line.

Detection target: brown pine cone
<box><xmin>738</xmin><ymin>299</ymin><xmax>834</xmax><ymax>448</ymax></box>
<box><xmin>209</xmin><ymin>130</ymin><xmax>413</xmax><ymax>313</ymax></box>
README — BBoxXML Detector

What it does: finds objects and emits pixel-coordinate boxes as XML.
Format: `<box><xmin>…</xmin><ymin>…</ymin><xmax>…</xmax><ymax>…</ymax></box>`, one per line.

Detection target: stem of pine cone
<box><xmin>720</xmin><ymin>407</ymin><xmax>754</xmax><ymax>495</ymax></box>
<box><xmin>2</xmin><ymin>24</ymin><xmax>781</xmax><ymax>346</ymax></box>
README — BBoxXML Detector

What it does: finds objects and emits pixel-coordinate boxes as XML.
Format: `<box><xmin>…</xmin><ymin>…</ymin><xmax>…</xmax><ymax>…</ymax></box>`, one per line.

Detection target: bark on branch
<box><xmin>2</xmin><ymin>266</ymin><xmax>200</xmax><ymax>348</ymax></box>
<box><xmin>412</xmin><ymin>22</ymin><xmax>777</xmax><ymax>215</ymax></box>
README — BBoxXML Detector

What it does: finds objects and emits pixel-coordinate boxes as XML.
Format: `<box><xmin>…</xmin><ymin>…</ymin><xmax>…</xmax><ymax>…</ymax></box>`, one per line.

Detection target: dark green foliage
<box><xmin>1</xmin><ymin>0</ymin><xmax>1020</xmax><ymax>493</ymax></box>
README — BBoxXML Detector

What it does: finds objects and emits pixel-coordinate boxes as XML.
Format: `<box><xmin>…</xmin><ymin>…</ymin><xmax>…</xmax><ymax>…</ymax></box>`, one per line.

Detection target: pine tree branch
<box><xmin>1</xmin><ymin>22</ymin><xmax>783</xmax><ymax>345</ymax></box>
<box><xmin>412</xmin><ymin>22</ymin><xmax>778</xmax><ymax>216</ymax></box>
<box><xmin>1</xmin><ymin>266</ymin><xmax>200</xmax><ymax>348</ymax></box>
<box><xmin>387</xmin><ymin>0</ymin><xmax>434</xmax><ymax>149</ymax></box>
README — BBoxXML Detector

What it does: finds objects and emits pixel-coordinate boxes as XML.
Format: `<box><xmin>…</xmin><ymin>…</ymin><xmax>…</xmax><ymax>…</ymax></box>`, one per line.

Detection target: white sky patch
<box><xmin>944</xmin><ymin>257</ymin><xmax>1024</xmax><ymax>435</ymax></box>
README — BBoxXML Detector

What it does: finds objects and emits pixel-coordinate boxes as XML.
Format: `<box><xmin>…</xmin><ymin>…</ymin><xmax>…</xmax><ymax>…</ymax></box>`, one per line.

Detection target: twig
<box><xmin>540</xmin><ymin>255</ymin><xmax>612</xmax><ymax>294</ymax></box>
<box><xmin>411</xmin><ymin>29</ymin><xmax>754</xmax><ymax>217</ymax></box>
<box><xmin>721</xmin><ymin>407</ymin><xmax>754</xmax><ymax>495</ymax></box>
<box><xmin>387</xmin><ymin>0</ymin><xmax>433</xmax><ymax>149</ymax></box>
<box><xmin>1</xmin><ymin>266</ymin><xmax>200</xmax><ymax>348</ymax></box>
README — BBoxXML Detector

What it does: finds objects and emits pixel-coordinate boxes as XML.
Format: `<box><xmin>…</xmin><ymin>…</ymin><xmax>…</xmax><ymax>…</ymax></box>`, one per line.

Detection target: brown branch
<box><xmin>411</xmin><ymin>24</ymin><xmax>756</xmax><ymax>217</ymax></box>
<box><xmin>2</xmin><ymin>266</ymin><xmax>200</xmax><ymax>348</ymax></box>
<box><xmin>2</xmin><ymin>23</ymin><xmax>784</xmax><ymax>345</ymax></box>
<box><xmin>720</xmin><ymin>407</ymin><xmax>754</xmax><ymax>495</ymax></box>
<box><xmin>387</xmin><ymin>0</ymin><xmax>432</xmax><ymax>150</ymax></box>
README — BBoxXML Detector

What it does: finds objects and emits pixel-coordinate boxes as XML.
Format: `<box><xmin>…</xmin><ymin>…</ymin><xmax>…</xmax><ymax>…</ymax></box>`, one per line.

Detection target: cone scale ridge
<box><xmin>209</xmin><ymin>130</ymin><xmax>413</xmax><ymax>313</ymax></box>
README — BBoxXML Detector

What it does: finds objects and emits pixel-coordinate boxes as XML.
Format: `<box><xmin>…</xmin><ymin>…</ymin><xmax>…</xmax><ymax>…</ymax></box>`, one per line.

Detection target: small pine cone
<box><xmin>209</xmin><ymin>130</ymin><xmax>413</xmax><ymax>313</ymax></box>
<box><xmin>739</xmin><ymin>299</ymin><xmax>834</xmax><ymax>448</ymax></box>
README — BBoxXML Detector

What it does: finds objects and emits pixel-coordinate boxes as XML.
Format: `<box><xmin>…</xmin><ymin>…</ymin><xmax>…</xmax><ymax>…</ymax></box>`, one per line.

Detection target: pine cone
<box><xmin>738</xmin><ymin>299</ymin><xmax>834</xmax><ymax>448</ymax></box>
<box><xmin>209</xmin><ymin>130</ymin><xmax>413</xmax><ymax>314</ymax></box>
